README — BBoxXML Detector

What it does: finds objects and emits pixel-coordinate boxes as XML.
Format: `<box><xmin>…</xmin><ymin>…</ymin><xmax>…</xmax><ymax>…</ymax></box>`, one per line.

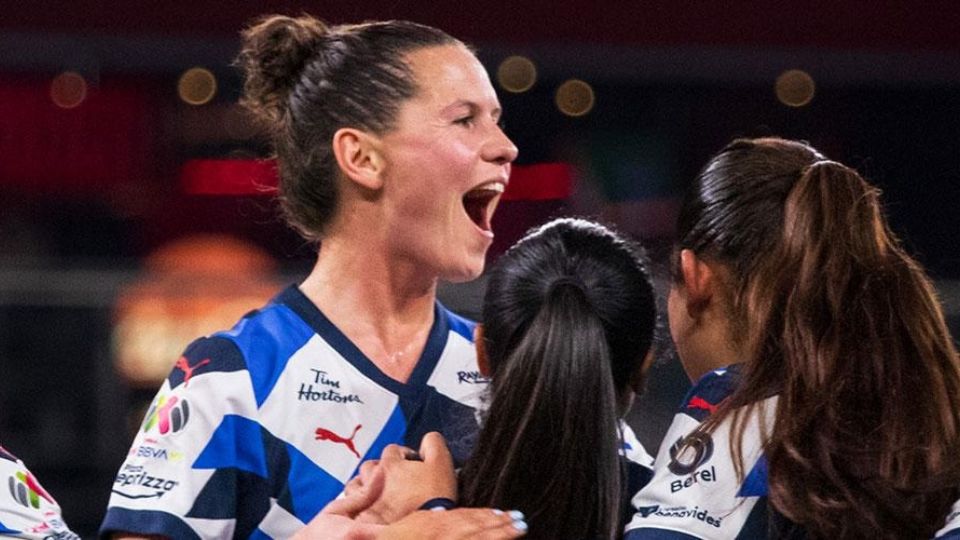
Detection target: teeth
<box><xmin>465</xmin><ymin>183</ymin><xmax>505</xmax><ymax>197</ymax></box>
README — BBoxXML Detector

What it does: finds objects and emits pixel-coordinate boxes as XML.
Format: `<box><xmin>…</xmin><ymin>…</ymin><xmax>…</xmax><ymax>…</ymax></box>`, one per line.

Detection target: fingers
<box><xmin>441</xmin><ymin>508</ymin><xmax>528</xmax><ymax>540</ymax></box>
<box><xmin>418</xmin><ymin>432</ymin><xmax>452</xmax><ymax>471</ymax></box>
<box><xmin>463</xmin><ymin>508</ymin><xmax>527</xmax><ymax>540</ymax></box>
<box><xmin>375</xmin><ymin>508</ymin><xmax>526</xmax><ymax>540</ymax></box>
<box><xmin>322</xmin><ymin>466</ymin><xmax>385</xmax><ymax>518</ymax></box>
<box><xmin>344</xmin><ymin>460</ymin><xmax>377</xmax><ymax>498</ymax></box>
<box><xmin>379</xmin><ymin>443</ymin><xmax>411</xmax><ymax>463</ymax></box>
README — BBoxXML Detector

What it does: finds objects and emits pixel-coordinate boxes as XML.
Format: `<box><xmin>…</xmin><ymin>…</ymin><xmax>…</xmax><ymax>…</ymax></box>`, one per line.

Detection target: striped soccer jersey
<box><xmin>940</xmin><ymin>502</ymin><xmax>960</xmax><ymax>538</ymax></box>
<box><xmin>0</xmin><ymin>444</ymin><xmax>78</xmax><ymax>539</ymax></box>
<box><xmin>624</xmin><ymin>365</ymin><xmax>960</xmax><ymax>539</ymax></box>
<box><xmin>100</xmin><ymin>285</ymin><xmax>486</xmax><ymax>539</ymax></box>
<box><xmin>624</xmin><ymin>365</ymin><xmax>780</xmax><ymax>539</ymax></box>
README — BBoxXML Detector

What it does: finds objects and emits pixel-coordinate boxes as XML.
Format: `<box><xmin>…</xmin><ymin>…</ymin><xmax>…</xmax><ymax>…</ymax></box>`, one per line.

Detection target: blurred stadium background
<box><xmin>1</xmin><ymin>1</ymin><xmax>959</xmax><ymax>535</ymax></box>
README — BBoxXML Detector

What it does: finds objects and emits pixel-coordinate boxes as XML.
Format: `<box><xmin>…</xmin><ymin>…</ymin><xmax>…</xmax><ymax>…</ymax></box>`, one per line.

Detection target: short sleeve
<box><xmin>624</xmin><ymin>368</ymin><xmax>775</xmax><ymax>539</ymax></box>
<box><xmin>0</xmin><ymin>445</ymin><xmax>79</xmax><ymax>539</ymax></box>
<box><xmin>99</xmin><ymin>336</ymin><xmax>262</xmax><ymax>539</ymax></box>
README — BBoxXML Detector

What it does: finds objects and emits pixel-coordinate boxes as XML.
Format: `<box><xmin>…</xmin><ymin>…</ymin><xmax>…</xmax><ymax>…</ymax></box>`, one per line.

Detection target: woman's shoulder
<box><xmin>676</xmin><ymin>365</ymin><xmax>742</xmax><ymax>423</ymax></box>
<box><xmin>0</xmin><ymin>444</ymin><xmax>78</xmax><ymax>539</ymax></box>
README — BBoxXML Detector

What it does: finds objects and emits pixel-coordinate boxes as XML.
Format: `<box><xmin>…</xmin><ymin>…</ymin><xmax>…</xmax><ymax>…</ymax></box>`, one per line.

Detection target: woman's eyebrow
<box><xmin>440</xmin><ymin>100</ymin><xmax>501</xmax><ymax>119</ymax></box>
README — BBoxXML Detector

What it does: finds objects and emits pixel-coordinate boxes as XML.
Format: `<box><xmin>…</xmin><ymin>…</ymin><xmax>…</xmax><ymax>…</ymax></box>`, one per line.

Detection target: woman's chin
<box><xmin>440</xmin><ymin>258</ymin><xmax>486</xmax><ymax>284</ymax></box>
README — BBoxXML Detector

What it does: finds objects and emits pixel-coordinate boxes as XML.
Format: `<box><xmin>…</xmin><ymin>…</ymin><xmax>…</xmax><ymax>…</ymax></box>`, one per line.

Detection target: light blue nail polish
<box><xmin>492</xmin><ymin>509</ymin><xmax>503</xmax><ymax>515</ymax></box>
<box><xmin>508</xmin><ymin>510</ymin><xmax>525</xmax><ymax>521</ymax></box>
<box><xmin>513</xmin><ymin>520</ymin><xmax>528</xmax><ymax>532</ymax></box>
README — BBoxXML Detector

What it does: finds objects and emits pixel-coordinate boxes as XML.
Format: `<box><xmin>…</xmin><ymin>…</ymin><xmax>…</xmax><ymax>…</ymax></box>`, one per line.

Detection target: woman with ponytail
<box><xmin>459</xmin><ymin>217</ymin><xmax>658</xmax><ymax>539</ymax></box>
<box><xmin>625</xmin><ymin>137</ymin><xmax>960</xmax><ymax>539</ymax></box>
<box><xmin>101</xmin><ymin>12</ymin><xmax>517</xmax><ymax>539</ymax></box>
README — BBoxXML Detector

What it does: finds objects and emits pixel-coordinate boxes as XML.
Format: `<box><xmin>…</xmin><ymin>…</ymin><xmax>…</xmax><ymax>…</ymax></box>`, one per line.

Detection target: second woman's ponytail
<box><xmin>460</xmin><ymin>280</ymin><xmax>623</xmax><ymax>539</ymax></box>
<box><xmin>460</xmin><ymin>218</ymin><xmax>657</xmax><ymax>539</ymax></box>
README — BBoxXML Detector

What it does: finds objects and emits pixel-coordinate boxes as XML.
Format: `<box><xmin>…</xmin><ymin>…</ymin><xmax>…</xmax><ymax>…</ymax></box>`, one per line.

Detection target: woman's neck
<box><xmin>299</xmin><ymin>234</ymin><xmax>438</xmax><ymax>383</ymax></box>
<box><xmin>680</xmin><ymin>309</ymin><xmax>744</xmax><ymax>383</ymax></box>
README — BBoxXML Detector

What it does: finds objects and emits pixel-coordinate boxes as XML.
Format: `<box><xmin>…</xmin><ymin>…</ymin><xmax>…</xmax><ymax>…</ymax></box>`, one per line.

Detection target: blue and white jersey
<box><xmin>620</xmin><ymin>420</ymin><xmax>655</xmax><ymax>529</ymax></box>
<box><xmin>0</xmin><ymin>445</ymin><xmax>78</xmax><ymax>539</ymax></box>
<box><xmin>937</xmin><ymin>500</ymin><xmax>960</xmax><ymax>538</ymax></box>
<box><xmin>625</xmin><ymin>365</ymin><xmax>960</xmax><ymax>539</ymax></box>
<box><xmin>100</xmin><ymin>285</ymin><xmax>486</xmax><ymax>539</ymax></box>
<box><xmin>624</xmin><ymin>365</ymin><xmax>783</xmax><ymax>539</ymax></box>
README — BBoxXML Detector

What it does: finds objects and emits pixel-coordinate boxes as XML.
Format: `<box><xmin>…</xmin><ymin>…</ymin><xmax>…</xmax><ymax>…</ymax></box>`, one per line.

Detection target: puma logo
<box><xmin>315</xmin><ymin>424</ymin><xmax>362</xmax><ymax>459</ymax></box>
<box><xmin>175</xmin><ymin>357</ymin><xmax>210</xmax><ymax>387</ymax></box>
<box><xmin>688</xmin><ymin>396</ymin><xmax>718</xmax><ymax>414</ymax></box>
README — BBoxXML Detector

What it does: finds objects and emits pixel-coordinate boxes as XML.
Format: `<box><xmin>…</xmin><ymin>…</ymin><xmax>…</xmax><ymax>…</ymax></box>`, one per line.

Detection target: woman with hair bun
<box><xmin>100</xmin><ymin>12</ymin><xmax>516</xmax><ymax>539</ymax></box>
<box><xmin>296</xmin><ymin>217</ymin><xmax>660</xmax><ymax>539</ymax></box>
<box><xmin>624</xmin><ymin>137</ymin><xmax>960</xmax><ymax>539</ymax></box>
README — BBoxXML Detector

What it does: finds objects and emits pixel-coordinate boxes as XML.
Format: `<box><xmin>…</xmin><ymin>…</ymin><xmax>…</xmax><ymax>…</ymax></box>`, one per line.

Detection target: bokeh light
<box><xmin>775</xmin><ymin>69</ymin><xmax>816</xmax><ymax>107</ymax></box>
<box><xmin>178</xmin><ymin>67</ymin><xmax>217</xmax><ymax>106</ymax></box>
<box><xmin>497</xmin><ymin>55</ymin><xmax>537</xmax><ymax>93</ymax></box>
<box><xmin>50</xmin><ymin>72</ymin><xmax>87</xmax><ymax>109</ymax></box>
<box><xmin>113</xmin><ymin>235</ymin><xmax>279</xmax><ymax>386</ymax></box>
<box><xmin>555</xmin><ymin>79</ymin><xmax>595</xmax><ymax>117</ymax></box>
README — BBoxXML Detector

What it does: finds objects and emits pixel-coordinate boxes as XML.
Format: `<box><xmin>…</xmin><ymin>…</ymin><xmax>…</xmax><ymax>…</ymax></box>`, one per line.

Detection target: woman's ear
<box><xmin>678</xmin><ymin>249</ymin><xmax>716</xmax><ymax>317</ymax></box>
<box><xmin>331</xmin><ymin>127</ymin><xmax>386</xmax><ymax>191</ymax></box>
<box><xmin>474</xmin><ymin>324</ymin><xmax>491</xmax><ymax>377</ymax></box>
<box><xmin>628</xmin><ymin>348</ymin><xmax>655</xmax><ymax>395</ymax></box>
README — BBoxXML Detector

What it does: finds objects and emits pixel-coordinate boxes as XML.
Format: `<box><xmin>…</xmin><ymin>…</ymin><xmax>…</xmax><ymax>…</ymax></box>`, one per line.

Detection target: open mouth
<box><xmin>462</xmin><ymin>182</ymin><xmax>506</xmax><ymax>233</ymax></box>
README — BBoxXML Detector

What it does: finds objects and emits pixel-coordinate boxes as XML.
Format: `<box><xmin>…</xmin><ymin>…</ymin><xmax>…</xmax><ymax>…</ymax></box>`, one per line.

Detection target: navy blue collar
<box><xmin>275</xmin><ymin>285</ymin><xmax>450</xmax><ymax>396</ymax></box>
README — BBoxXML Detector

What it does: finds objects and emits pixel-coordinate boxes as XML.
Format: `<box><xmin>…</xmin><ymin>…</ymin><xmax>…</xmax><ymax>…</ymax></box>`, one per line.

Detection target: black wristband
<box><xmin>419</xmin><ymin>497</ymin><xmax>457</xmax><ymax>511</ymax></box>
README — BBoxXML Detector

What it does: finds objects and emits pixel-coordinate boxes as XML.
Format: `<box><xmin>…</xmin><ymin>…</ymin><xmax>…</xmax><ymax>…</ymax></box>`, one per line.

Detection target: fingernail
<box><xmin>492</xmin><ymin>509</ymin><xmax>503</xmax><ymax>515</ymax></box>
<box><xmin>513</xmin><ymin>520</ymin><xmax>528</xmax><ymax>532</ymax></box>
<box><xmin>508</xmin><ymin>510</ymin><xmax>525</xmax><ymax>521</ymax></box>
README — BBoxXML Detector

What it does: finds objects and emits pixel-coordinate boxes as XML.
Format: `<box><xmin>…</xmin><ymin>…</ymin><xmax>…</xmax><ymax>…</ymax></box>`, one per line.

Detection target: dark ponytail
<box><xmin>460</xmin><ymin>218</ymin><xmax>657</xmax><ymax>540</ymax></box>
<box><xmin>680</xmin><ymin>138</ymin><xmax>960</xmax><ymax>538</ymax></box>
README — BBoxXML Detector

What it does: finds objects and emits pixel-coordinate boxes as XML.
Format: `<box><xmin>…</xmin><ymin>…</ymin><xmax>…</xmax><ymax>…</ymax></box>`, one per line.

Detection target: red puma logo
<box><xmin>688</xmin><ymin>396</ymin><xmax>718</xmax><ymax>414</ymax></box>
<box><xmin>175</xmin><ymin>357</ymin><xmax>210</xmax><ymax>387</ymax></box>
<box><xmin>315</xmin><ymin>424</ymin><xmax>362</xmax><ymax>459</ymax></box>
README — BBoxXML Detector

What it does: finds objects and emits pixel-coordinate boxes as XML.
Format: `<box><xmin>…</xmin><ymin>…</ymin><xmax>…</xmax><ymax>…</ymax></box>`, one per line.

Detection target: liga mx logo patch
<box><xmin>8</xmin><ymin>470</ymin><xmax>54</xmax><ymax>509</ymax></box>
<box><xmin>143</xmin><ymin>394</ymin><xmax>190</xmax><ymax>436</ymax></box>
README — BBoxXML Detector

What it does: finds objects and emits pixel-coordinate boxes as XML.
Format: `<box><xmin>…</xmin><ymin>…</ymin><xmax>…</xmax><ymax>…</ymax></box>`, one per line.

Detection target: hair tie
<box><xmin>547</xmin><ymin>275</ymin><xmax>587</xmax><ymax>294</ymax></box>
<box><xmin>809</xmin><ymin>159</ymin><xmax>842</xmax><ymax>169</ymax></box>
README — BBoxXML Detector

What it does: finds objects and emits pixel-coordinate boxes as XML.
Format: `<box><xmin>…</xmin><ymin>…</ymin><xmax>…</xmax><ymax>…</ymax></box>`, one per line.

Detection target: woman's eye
<box><xmin>454</xmin><ymin>116</ymin><xmax>475</xmax><ymax>127</ymax></box>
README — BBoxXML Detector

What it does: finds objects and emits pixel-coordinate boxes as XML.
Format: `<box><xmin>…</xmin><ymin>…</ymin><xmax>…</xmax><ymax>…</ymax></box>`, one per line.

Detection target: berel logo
<box><xmin>174</xmin><ymin>356</ymin><xmax>210</xmax><ymax>387</ymax></box>
<box><xmin>670</xmin><ymin>465</ymin><xmax>717</xmax><ymax>493</ymax></box>
<box><xmin>142</xmin><ymin>394</ymin><xmax>190</xmax><ymax>436</ymax></box>
<box><xmin>667</xmin><ymin>432</ymin><xmax>714</xmax><ymax>475</ymax></box>
<box><xmin>7</xmin><ymin>470</ymin><xmax>54</xmax><ymax>509</ymax></box>
<box><xmin>315</xmin><ymin>424</ymin><xmax>362</xmax><ymax>459</ymax></box>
